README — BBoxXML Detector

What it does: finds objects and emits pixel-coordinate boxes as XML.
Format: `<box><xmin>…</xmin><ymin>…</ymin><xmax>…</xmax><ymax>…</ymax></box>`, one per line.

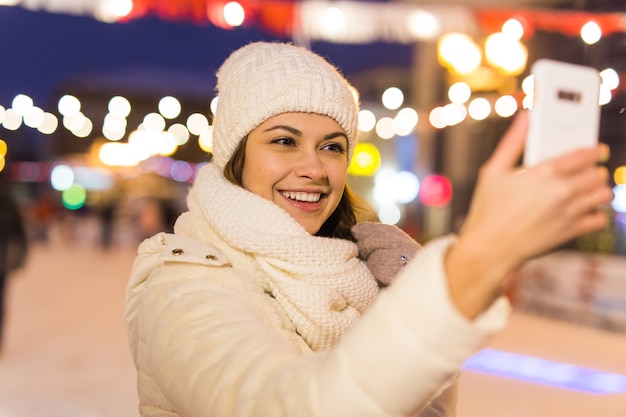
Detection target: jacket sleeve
<box><xmin>416</xmin><ymin>376</ymin><xmax>458</xmax><ymax>417</ymax></box>
<box><xmin>126</xmin><ymin>234</ymin><xmax>510</xmax><ymax>417</ymax></box>
<box><xmin>312</xmin><ymin>235</ymin><xmax>510</xmax><ymax>416</ymax></box>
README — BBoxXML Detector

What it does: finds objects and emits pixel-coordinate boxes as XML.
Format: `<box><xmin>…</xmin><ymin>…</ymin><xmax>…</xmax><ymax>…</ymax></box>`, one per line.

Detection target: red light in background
<box><xmin>419</xmin><ymin>174</ymin><xmax>452</xmax><ymax>206</ymax></box>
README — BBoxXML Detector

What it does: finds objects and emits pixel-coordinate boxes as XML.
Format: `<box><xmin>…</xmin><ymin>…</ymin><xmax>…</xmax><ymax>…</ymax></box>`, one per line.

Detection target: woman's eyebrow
<box><xmin>324</xmin><ymin>132</ymin><xmax>348</xmax><ymax>141</ymax></box>
<box><xmin>263</xmin><ymin>125</ymin><xmax>302</xmax><ymax>136</ymax></box>
<box><xmin>263</xmin><ymin>125</ymin><xmax>347</xmax><ymax>142</ymax></box>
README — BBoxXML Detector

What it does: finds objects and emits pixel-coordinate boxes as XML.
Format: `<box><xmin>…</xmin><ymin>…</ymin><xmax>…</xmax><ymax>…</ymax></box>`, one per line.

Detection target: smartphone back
<box><xmin>524</xmin><ymin>59</ymin><xmax>601</xmax><ymax>167</ymax></box>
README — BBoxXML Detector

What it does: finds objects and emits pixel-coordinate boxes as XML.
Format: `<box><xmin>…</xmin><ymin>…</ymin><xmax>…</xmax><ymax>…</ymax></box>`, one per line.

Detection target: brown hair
<box><xmin>222</xmin><ymin>137</ymin><xmax>378</xmax><ymax>240</ymax></box>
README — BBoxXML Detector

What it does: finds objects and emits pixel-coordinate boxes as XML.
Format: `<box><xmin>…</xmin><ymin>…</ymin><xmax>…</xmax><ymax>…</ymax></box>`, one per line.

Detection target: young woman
<box><xmin>125</xmin><ymin>42</ymin><xmax>612</xmax><ymax>417</ymax></box>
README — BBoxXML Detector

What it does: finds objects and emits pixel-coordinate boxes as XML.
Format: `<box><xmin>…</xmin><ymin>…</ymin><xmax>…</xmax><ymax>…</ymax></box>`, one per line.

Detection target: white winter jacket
<box><xmin>125</xmin><ymin>163</ymin><xmax>511</xmax><ymax>417</ymax></box>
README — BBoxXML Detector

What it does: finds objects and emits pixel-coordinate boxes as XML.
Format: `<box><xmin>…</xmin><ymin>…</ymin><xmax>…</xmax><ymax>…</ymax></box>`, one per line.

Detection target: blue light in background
<box><xmin>394</xmin><ymin>132</ymin><xmax>418</xmax><ymax>172</ymax></box>
<box><xmin>612</xmin><ymin>184</ymin><xmax>626</xmax><ymax>213</ymax></box>
<box><xmin>462</xmin><ymin>348</ymin><xmax>626</xmax><ymax>395</ymax></box>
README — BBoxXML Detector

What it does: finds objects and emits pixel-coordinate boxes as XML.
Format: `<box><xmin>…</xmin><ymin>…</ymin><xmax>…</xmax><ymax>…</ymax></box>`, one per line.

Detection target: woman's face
<box><xmin>242</xmin><ymin>112</ymin><xmax>349</xmax><ymax>235</ymax></box>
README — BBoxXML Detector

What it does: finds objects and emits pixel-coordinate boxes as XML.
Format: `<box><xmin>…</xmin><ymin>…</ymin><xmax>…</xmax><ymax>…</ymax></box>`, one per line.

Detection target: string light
<box><xmin>581</xmin><ymin>20</ymin><xmax>602</xmax><ymax>45</ymax></box>
<box><xmin>223</xmin><ymin>2</ymin><xmax>245</xmax><ymax>27</ymax></box>
<box><xmin>501</xmin><ymin>18</ymin><xmax>525</xmax><ymax>40</ymax></box>
<box><xmin>381</xmin><ymin>87</ymin><xmax>404</xmax><ymax>110</ymax></box>
<box><xmin>358</xmin><ymin>109</ymin><xmax>376</xmax><ymax>133</ymax></box>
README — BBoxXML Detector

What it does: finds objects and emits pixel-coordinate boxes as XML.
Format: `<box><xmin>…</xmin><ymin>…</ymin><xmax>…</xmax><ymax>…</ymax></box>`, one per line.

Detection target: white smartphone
<box><xmin>523</xmin><ymin>59</ymin><xmax>601</xmax><ymax>167</ymax></box>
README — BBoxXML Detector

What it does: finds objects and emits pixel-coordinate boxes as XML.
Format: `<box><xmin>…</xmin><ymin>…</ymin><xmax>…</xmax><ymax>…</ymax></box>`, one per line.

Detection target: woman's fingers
<box><xmin>572</xmin><ymin>185</ymin><xmax>614</xmax><ymax>217</ymax></box>
<box><xmin>482</xmin><ymin>111</ymin><xmax>529</xmax><ymax>176</ymax></box>
<box><xmin>588</xmin><ymin>186</ymin><xmax>615</xmax><ymax>209</ymax></box>
<box><xmin>533</xmin><ymin>153</ymin><xmax>612</xmax><ymax>218</ymax></box>
<box><xmin>550</xmin><ymin>165</ymin><xmax>609</xmax><ymax>203</ymax></box>
<box><xmin>537</xmin><ymin>143</ymin><xmax>610</xmax><ymax>177</ymax></box>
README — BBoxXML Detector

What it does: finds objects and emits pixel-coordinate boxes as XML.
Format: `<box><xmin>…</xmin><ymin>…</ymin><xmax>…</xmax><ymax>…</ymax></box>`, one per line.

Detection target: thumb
<box><xmin>482</xmin><ymin>110</ymin><xmax>529</xmax><ymax>176</ymax></box>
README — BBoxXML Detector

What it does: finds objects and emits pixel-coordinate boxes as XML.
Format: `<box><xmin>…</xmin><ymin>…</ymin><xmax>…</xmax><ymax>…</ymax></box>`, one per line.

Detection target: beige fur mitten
<box><xmin>351</xmin><ymin>222</ymin><xmax>422</xmax><ymax>287</ymax></box>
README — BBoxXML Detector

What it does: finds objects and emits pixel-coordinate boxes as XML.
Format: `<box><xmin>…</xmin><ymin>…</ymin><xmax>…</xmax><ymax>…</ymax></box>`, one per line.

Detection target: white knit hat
<box><xmin>211</xmin><ymin>41</ymin><xmax>360</xmax><ymax>169</ymax></box>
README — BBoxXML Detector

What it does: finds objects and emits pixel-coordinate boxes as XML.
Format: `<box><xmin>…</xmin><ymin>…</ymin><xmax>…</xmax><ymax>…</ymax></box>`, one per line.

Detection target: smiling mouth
<box><xmin>280</xmin><ymin>191</ymin><xmax>323</xmax><ymax>203</ymax></box>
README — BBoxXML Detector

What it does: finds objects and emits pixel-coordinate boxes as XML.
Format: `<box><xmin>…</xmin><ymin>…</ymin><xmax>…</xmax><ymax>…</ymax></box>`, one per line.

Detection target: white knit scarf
<box><xmin>177</xmin><ymin>163</ymin><xmax>379</xmax><ymax>351</ymax></box>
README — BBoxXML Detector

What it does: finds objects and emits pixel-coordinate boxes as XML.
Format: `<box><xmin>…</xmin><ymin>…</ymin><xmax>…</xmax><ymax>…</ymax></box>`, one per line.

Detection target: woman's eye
<box><xmin>323</xmin><ymin>143</ymin><xmax>346</xmax><ymax>153</ymax></box>
<box><xmin>273</xmin><ymin>137</ymin><xmax>296</xmax><ymax>146</ymax></box>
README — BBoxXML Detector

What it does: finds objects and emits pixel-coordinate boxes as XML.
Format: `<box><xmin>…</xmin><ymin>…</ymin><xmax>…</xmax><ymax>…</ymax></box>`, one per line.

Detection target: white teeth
<box><xmin>281</xmin><ymin>191</ymin><xmax>321</xmax><ymax>202</ymax></box>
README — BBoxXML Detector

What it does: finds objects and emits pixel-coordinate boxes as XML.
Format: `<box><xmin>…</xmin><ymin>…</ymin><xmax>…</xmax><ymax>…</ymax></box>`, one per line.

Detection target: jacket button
<box><xmin>172</xmin><ymin>248</ymin><xmax>184</xmax><ymax>255</ymax></box>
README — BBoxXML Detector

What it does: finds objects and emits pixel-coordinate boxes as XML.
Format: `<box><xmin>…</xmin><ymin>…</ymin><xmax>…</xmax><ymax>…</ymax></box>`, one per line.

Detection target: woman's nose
<box><xmin>295</xmin><ymin>150</ymin><xmax>327</xmax><ymax>181</ymax></box>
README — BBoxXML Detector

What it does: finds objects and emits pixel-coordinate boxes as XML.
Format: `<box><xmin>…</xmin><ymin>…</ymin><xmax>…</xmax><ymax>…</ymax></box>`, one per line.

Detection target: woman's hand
<box><xmin>351</xmin><ymin>222</ymin><xmax>422</xmax><ymax>287</ymax></box>
<box><xmin>445</xmin><ymin>111</ymin><xmax>612</xmax><ymax>319</ymax></box>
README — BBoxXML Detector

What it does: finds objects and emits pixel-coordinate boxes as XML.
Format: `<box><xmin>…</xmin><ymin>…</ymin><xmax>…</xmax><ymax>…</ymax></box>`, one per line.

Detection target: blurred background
<box><xmin>0</xmin><ymin>0</ymin><xmax>626</xmax><ymax>416</ymax></box>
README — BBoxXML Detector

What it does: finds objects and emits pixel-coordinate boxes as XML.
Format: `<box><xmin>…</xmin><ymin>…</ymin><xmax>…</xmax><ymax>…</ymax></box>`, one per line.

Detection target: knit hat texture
<box><xmin>211</xmin><ymin>41</ymin><xmax>360</xmax><ymax>169</ymax></box>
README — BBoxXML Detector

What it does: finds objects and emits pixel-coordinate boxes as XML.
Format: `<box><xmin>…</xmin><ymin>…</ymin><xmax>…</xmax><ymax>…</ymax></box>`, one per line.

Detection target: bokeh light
<box><xmin>108</xmin><ymin>96</ymin><xmax>131</xmax><ymax>118</ymax></box>
<box><xmin>382</xmin><ymin>87</ymin><xmax>404</xmax><ymax>110</ymax></box>
<box><xmin>600</xmin><ymin>68</ymin><xmax>620</xmax><ymax>90</ymax></box>
<box><xmin>187</xmin><ymin>113</ymin><xmax>210</xmax><ymax>136</ymax></box>
<box><xmin>223</xmin><ymin>1</ymin><xmax>245</xmax><ymax>26</ymax></box>
<box><xmin>611</xmin><ymin>185</ymin><xmax>626</xmax><ymax>213</ymax></box>
<box><xmin>502</xmin><ymin>18</ymin><xmax>525</xmax><ymax>40</ymax></box>
<box><xmin>441</xmin><ymin>103</ymin><xmax>467</xmax><ymax>126</ymax></box>
<box><xmin>58</xmin><ymin>94</ymin><xmax>81</xmax><ymax>117</ymax></box>
<box><xmin>378</xmin><ymin>204</ymin><xmax>402</xmax><ymax>225</ymax></box>
<box><xmin>95</xmin><ymin>0</ymin><xmax>133</xmax><ymax>22</ymax></box>
<box><xmin>157</xmin><ymin>132</ymin><xmax>178</xmax><ymax>156</ymax></box>
<box><xmin>210</xmin><ymin>96</ymin><xmax>219</xmax><ymax>115</ymax></box>
<box><xmin>494</xmin><ymin>95</ymin><xmax>518</xmax><ymax>117</ymax></box>
<box><xmin>170</xmin><ymin>160</ymin><xmax>194</xmax><ymax>182</ymax></box>
<box><xmin>143</xmin><ymin>112</ymin><xmax>166</xmax><ymax>133</ymax></box>
<box><xmin>348</xmin><ymin>142</ymin><xmax>381</xmax><ymax>176</ymax></box>
<box><xmin>358</xmin><ymin>109</ymin><xmax>376</xmax><ymax>133</ymax></box>
<box><xmin>392</xmin><ymin>171</ymin><xmax>420</xmax><ymax>204</ymax></box>
<box><xmin>23</xmin><ymin>106</ymin><xmax>45</xmax><ymax>128</ymax></box>
<box><xmin>198</xmin><ymin>125</ymin><xmax>214</xmax><ymax>153</ymax></box>
<box><xmin>50</xmin><ymin>164</ymin><xmax>74</xmax><ymax>191</ymax></box>
<box><xmin>103</xmin><ymin>113</ymin><xmax>127</xmax><ymax>140</ymax></box>
<box><xmin>484</xmin><ymin>32</ymin><xmax>528</xmax><ymax>76</ymax></box>
<box><xmin>438</xmin><ymin>33</ymin><xmax>482</xmax><ymax>74</ymax></box>
<box><xmin>375</xmin><ymin>117</ymin><xmax>395</xmax><ymax>139</ymax></box>
<box><xmin>320</xmin><ymin>6</ymin><xmax>345</xmax><ymax>38</ymax></box>
<box><xmin>581</xmin><ymin>20</ymin><xmax>602</xmax><ymax>45</ymax></box>
<box><xmin>468</xmin><ymin>97</ymin><xmax>491</xmax><ymax>120</ymax></box>
<box><xmin>429</xmin><ymin>107</ymin><xmax>446</xmax><ymax>129</ymax></box>
<box><xmin>407</xmin><ymin>10</ymin><xmax>440</xmax><ymax>40</ymax></box>
<box><xmin>420</xmin><ymin>174</ymin><xmax>453</xmax><ymax>206</ymax></box>
<box><xmin>614</xmin><ymin>166</ymin><xmax>626</xmax><ymax>185</ymax></box>
<box><xmin>522</xmin><ymin>75</ymin><xmax>534</xmax><ymax>96</ymax></box>
<box><xmin>158</xmin><ymin>96</ymin><xmax>182</xmax><ymax>119</ymax></box>
<box><xmin>2</xmin><ymin>109</ymin><xmax>22</xmax><ymax>130</ymax></box>
<box><xmin>168</xmin><ymin>123</ymin><xmax>191</xmax><ymax>145</ymax></box>
<box><xmin>12</xmin><ymin>94</ymin><xmax>34</xmax><ymax>116</ymax></box>
<box><xmin>373</xmin><ymin>170</ymin><xmax>420</xmax><ymax>205</ymax></box>
<box><xmin>394</xmin><ymin>107</ymin><xmax>419</xmax><ymax>136</ymax></box>
<box><xmin>73</xmin><ymin>117</ymin><xmax>93</xmax><ymax>138</ymax></box>
<box><xmin>448</xmin><ymin>82</ymin><xmax>471</xmax><ymax>104</ymax></box>
<box><xmin>99</xmin><ymin>142</ymin><xmax>138</xmax><ymax>167</ymax></box>
<box><xmin>62</xmin><ymin>184</ymin><xmax>87</xmax><ymax>210</ymax></box>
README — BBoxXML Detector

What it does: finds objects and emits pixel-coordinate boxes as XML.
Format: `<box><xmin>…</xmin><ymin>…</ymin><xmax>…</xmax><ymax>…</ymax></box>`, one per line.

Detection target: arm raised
<box><xmin>445</xmin><ymin>111</ymin><xmax>612</xmax><ymax>319</ymax></box>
